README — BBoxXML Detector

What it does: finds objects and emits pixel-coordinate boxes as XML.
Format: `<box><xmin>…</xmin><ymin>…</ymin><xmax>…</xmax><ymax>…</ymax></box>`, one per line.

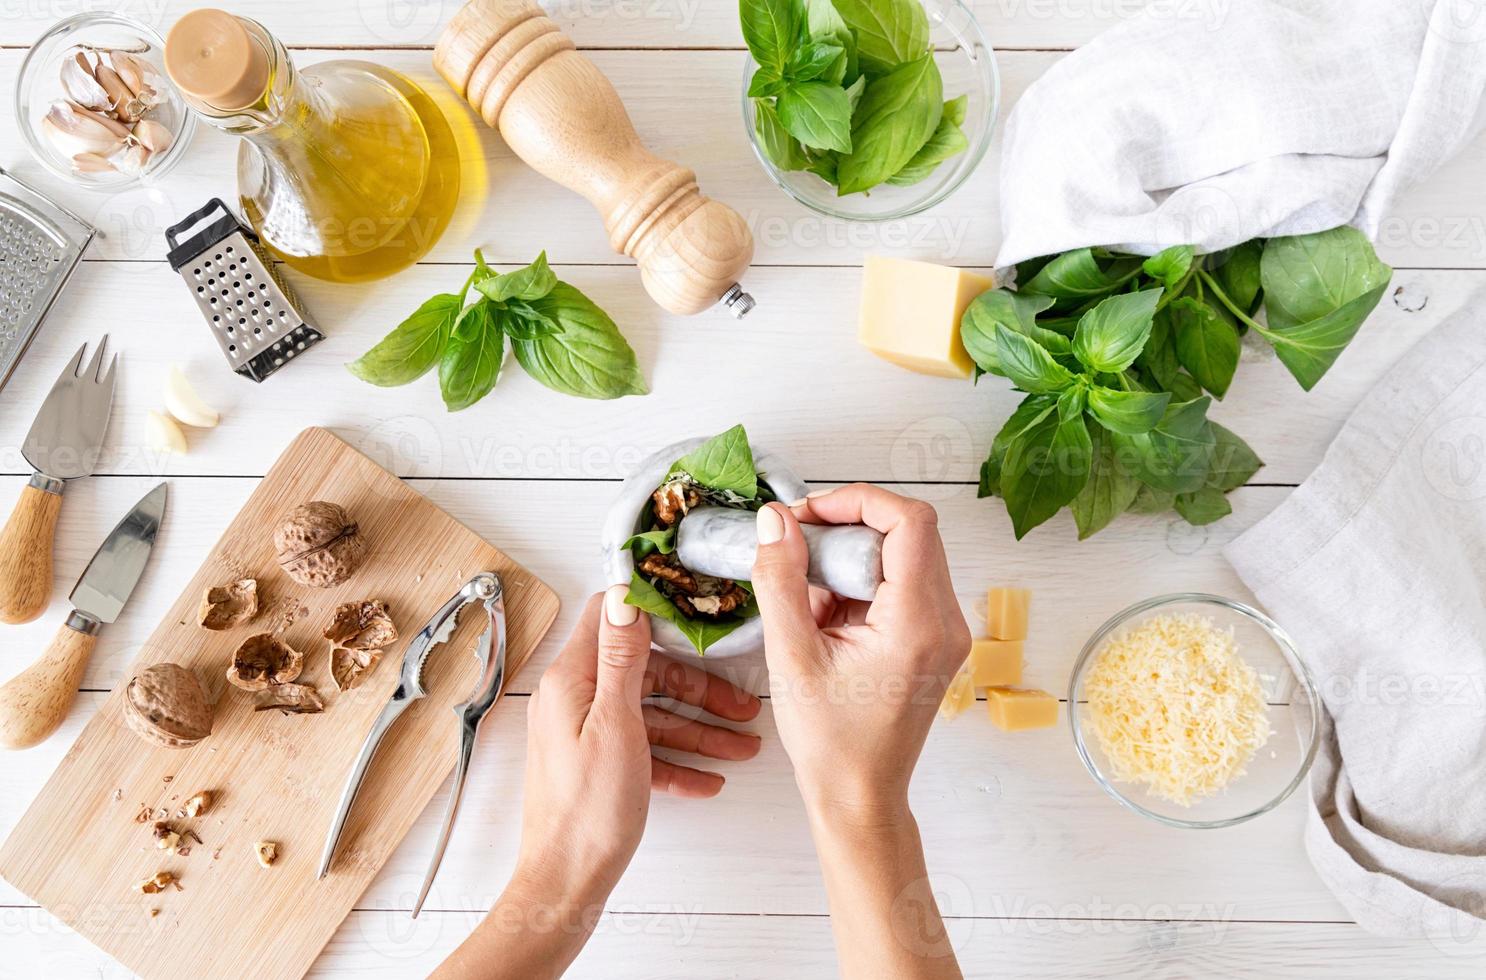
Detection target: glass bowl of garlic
<box><xmin>15</xmin><ymin>12</ymin><xmax>195</xmax><ymax>189</ymax></box>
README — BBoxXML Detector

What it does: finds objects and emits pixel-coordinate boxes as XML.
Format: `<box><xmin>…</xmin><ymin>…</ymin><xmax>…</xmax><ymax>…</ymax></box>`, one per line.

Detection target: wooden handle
<box><xmin>0</xmin><ymin>621</ymin><xmax>96</xmax><ymax>750</ymax></box>
<box><xmin>435</xmin><ymin>0</ymin><xmax>754</xmax><ymax>315</ymax></box>
<box><xmin>0</xmin><ymin>484</ymin><xmax>63</xmax><ymax>625</ymax></box>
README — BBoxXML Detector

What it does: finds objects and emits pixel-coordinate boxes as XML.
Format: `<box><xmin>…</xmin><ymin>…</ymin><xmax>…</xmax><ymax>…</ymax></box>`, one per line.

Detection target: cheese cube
<box><xmin>858</xmin><ymin>256</ymin><xmax>993</xmax><ymax>379</ymax></box>
<box><xmin>939</xmin><ymin>669</ymin><xmax>975</xmax><ymax>720</ymax></box>
<box><xmin>970</xmin><ymin>638</ymin><xmax>1023</xmax><ymax>688</ymax></box>
<box><xmin>985</xmin><ymin>687</ymin><xmax>1059</xmax><ymax>731</ymax></box>
<box><xmin>987</xmin><ymin>587</ymin><xmax>1031</xmax><ymax>640</ymax></box>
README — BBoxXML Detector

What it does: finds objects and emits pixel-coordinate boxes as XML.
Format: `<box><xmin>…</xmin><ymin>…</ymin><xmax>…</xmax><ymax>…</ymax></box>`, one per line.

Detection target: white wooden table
<box><xmin>3</xmin><ymin>2</ymin><xmax>1486</xmax><ymax>976</ymax></box>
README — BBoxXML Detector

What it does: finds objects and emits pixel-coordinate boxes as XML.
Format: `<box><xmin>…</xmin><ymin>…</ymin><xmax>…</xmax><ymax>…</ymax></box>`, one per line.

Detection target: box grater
<box><xmin>165</xmin><ymin>198</ymin><xmax>322</xmax><ymax>382</ymax></box>
<box><xmin>0</xmin><ymin>167</ymin><xmax>95</xmax><ymax>394</ymax></box>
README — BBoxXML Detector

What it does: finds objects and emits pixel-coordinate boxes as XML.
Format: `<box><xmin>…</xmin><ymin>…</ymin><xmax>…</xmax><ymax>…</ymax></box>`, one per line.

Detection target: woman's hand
<box><xmin>434</xmin><ymin>587</ymin><xmax>762</xmax><ymax>980</ymax></box>
<box><xmin>751</xmin><ymin>484</ymin><xmax>970</xmax><ymax>979</ymax></box>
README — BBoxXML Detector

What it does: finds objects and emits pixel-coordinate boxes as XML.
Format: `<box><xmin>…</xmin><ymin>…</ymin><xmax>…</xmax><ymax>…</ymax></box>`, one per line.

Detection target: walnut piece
<box><xmin>197</xmin><ymin>578</ymin><xmax>258</xmax><ymax>630</ymax></box>
<box><xmin>273</xmin><ymin>501</ymin><xmax>366</xmax><ymax>588</ymax></box>
<box><xmin>651</xmin><ymin>479</ymin><xmax>701</xmax><ymax>527</ymax></box>
<box><xmin>255</xmin><ymin>841</ymin><xmax>279</xmax><ymax>868</ymax></box>
<box><xmin>253</xmin><ymin>683</ymin><xmax>325</xmax><ymax>715</ymax></box>
<box><xmin>152</xmin><ymin>822</ymin><xmax>181</xmax><ymax>853</ymax></box>
<box><xmin>124</xmin><ymin>664</ymin><xmax>214</xmax><ymax>749</ymax></box>
<box><xmin>330</xmin><ymin>647</ymin><xmax>382</xmax><ymax>693</ymax></box>
<box><xmin>323</xmin><ymin>600</ymin><xmax>398</xmax><ymax>650</ymax></box>
<box><xmin>227</xmin><ymin>633</ymin><xmax>305</xmax><ymax>692</ymax></box>
<box><xmin>136</xmin><ymin>871</ymin><xmax>175</xmax><ymax>895</ymax></box>
<box><xmin>181</xmin><ymin>791</ymin><xmax>213</xmax><ymax>818</ymax></box>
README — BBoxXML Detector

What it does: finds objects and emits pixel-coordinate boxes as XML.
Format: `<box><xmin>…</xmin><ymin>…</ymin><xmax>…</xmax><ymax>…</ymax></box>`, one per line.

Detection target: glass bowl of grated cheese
<box><xmin>1068</xmin><ymin>594</ymin><xmax>1320</xmax><ymax>830</ymax></box>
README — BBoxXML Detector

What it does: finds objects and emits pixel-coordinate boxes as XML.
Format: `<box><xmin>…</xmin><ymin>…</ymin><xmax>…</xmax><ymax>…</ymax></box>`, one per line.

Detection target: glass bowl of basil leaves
<box><xmin>740</xmin><ymin>0</ymin><xmax>998</xmax><ymax>220</ymax></box>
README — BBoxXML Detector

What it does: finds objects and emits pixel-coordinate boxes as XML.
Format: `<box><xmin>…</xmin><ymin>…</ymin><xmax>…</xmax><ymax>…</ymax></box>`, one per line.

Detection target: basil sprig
<box><xmin>741</xmin><ymin>0</ymin><xmax>969</xmax><ymax>195</ymax></box>
<box><xmin>348</xmin><ymin>250</ymin><xmax>648</xmax><ymax>411</ymax></box>
<box><xmin>964</xmin><ymin>227</ymin><xmax>1392</xmax><ymax>540</ymax></box>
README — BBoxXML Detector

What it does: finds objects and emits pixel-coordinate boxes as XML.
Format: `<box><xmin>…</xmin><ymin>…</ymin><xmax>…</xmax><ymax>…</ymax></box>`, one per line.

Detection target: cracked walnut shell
<box><xmin>273</xmin><ymin>501</ymin><xmax>367</xmax><ymax>588</ymax></box>
<box><xmin>330</xmin><ymin>647</ymin><xmax>381</xmax><ymax>693</ymax></box>
<box><xmin>323</xmin><ymin>600</ymin><xmax>398</xmax><ymax>650</ymax></box>
<box><xmin>197</xmin><ymin>578</ymin><xmax>258</xmax><ymax>630</ymax></box>
<box><xmin>253</xmin><ymin>683</ymin><xmax>325</xmax><ymax>715</ymax></box>
<box><xmin>227</xmin><ymin>634</ymin><xmax>305</xmax><ymax>692</ymax></box>
<box><xmin>124</xmin><ymin>664</ymin><xmax>213</xmax><ymax>749</ymax></box>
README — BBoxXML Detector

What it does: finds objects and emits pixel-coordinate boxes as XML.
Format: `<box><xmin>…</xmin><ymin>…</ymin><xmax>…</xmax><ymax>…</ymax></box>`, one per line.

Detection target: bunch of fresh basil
<box><xmin>348</xmin><ymin>250</ymin><xmax>648</xmax><ymax>411</ymax></box>
<box><xmin>624</xmin><ymin>424</ymin><xmax>768</xmax><ymax>655</ymax></box>
<box><xmin>964</xmin><ymin>227</ymin><xmax>1392</xmax><ymax>540</ymax></box>
<box><xmin>742</xmin><ymin>0</ymin><xmax>968</xmax><ymax>194</ymax></box>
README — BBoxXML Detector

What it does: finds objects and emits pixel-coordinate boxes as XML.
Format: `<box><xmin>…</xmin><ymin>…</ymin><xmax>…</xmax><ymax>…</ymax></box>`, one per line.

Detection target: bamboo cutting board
<box><xmin>0</xmin><ymin>427</ymin><xmax>559</xmax><ymax>979</ymax></box>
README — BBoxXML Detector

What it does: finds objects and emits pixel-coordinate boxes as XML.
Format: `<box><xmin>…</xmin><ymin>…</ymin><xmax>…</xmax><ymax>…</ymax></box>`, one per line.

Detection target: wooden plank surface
<box><xmin>0</xmin><ymin>429</ymin><xmax>559</xmax><ymax>979</ymax></box>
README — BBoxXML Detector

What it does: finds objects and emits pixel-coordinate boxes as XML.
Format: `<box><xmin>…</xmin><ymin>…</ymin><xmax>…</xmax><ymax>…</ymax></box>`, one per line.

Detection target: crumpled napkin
<box><xmin>1225</xmin><ymin>294</ymin><xmax>1486</xmax><ymax>938</ymax></box>
<box><xmin>995</xmin><ymin>0</ymin><xmax>1486</xmax><ymax>266</ymax></box>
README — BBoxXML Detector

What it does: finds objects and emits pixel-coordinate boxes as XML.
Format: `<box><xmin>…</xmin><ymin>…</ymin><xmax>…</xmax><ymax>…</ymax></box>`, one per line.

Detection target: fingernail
<box><xmin>605</xmin><ymin>584</ymin><xmax>639</xmax><ymax>626</ymax></box>
<box><xmin>756</xmin><ymin>505</ymin><xmax>784</xmax><ymax>544</ymax></box>
<box><xmin>806</xmin><ymin>489</ymin><xmax>832</xmax><ymax>499</ymax></box>
<box><xmin>787</xmin><ymin>498</ymin><xmax>807</xmax><ymax>508</ymax></box>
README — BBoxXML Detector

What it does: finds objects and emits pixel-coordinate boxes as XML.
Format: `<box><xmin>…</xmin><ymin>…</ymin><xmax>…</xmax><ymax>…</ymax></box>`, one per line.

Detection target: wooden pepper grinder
<box><xmin>435</xmin><ymin>0</ymin><xmax>755</xmax><ymax>317</ymax></box>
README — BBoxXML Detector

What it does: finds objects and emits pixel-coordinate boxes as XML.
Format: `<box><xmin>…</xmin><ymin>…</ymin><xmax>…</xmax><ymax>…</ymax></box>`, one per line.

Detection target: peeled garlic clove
<box><xmin>71</xmin><ymin>152</ymin><xmax>117</xmax><ymax>174</ymax></box>
<box><xmin>42</xmin><ymin>102</ymin><xmax>126</xmax><ymax>159</ymax></box>
<box><xmin>164</xmin><ymin>365</ymin><xmax>220</xmax><ymax>428</ymax></box>
<box><xmin>131</xmin><ymin>118</ymin><xmax>173</xmax><ymax>155</ymax></box>
<box><xmin>59</xmin><ymin>51</ymin><xmax>112</xmax><ymax>112</ymax></box>
<box><xmin>145</xmin><ymin>410</ymin><xmax>188</xmax><ymax>454</ymax></box>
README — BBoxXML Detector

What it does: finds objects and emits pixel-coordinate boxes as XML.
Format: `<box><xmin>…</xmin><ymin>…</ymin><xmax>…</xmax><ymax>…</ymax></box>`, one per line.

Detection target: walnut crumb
<box><xmin>149</xmin><ymin>908</ymin><xmax>160</xmax><ymax>918</ymax></box>
<box><xmin>136</xmin><ymin>871</ymin><xmax>175</xmax><ymax>895</ymax></box>
<box><xmin>255</xmin><ymin>841</ymin><xmax>279</xmax><ymax>868</ymax></box>
<box><xmin>152</xmin><ymin>822</ymin><xmax>181</xmax><ymax>853</ymax></box>
<box><xmin>134</xmin><ymin>804</ymin><xmax>151</xmax><ymax>824</ymax></box>
<box><xmin>181</xmin><ymin>791</ymin><xmax>213</xmax><ymax>819</ymax></box>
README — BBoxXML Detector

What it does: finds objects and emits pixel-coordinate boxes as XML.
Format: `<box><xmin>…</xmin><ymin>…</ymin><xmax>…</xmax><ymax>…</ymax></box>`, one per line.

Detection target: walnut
<box><xmin>255</xmin><ymin>841</ymin><xmax>279</xmax><ymax>868</ymax></box>
<box><xmin>153</xmin><ymin>822</ymin><xmax>181</xmax><ymax>853</ymax></box>
<box><xmin>181</xmin><ymin>791</ymin><xmax>213</xmax><ymax>818</ymax></box>
<box><xmin>136</xmin><ymin>871</ymin><xmax>175</xmax><ymax>894</ymax></box>
<box><xmin>253</xmin><ymin>683</ymin><xmax>325</xmax><ymax>715</ymax></box>
<box><xmin>227</xmin><ymin>633</ymin><xmax>304</xmax><ymax>692</ymax></box>
<box><xmin>323</xmin><ymin>600</ymin><xmax>398</xmax><ymax>650</ymax></box>
<box><xmin>123</xmin><ymin>664</ymin><xmax>213</xmax><ymax>749</ymax></box>
<box><xmin>638</xmin><ymin>552</ymin><xmax>699</xmax><ymax>593</ymax></box>
<box><xmin>677</xmin><ymin>584</ymin><xmax>750</xmax><ymax>619</ymax></box>
<box><xmin>197</xmin><ymin>578</ymin><xmax>258</xmax><ymax>630</ymax></box>
<box><xmin>273</xmin><ymin>501</ymin><xmax>366</xmax><ymax>588</ymax></box>
<box><xmin>330</xmin><ymin>647</ymin><xmax>381</xmax><ymax>693</ymax></box>
<box><xmin>651</xmin><ymin>479</ymin><xmax>701</xmax><ymax>527</ymax></box>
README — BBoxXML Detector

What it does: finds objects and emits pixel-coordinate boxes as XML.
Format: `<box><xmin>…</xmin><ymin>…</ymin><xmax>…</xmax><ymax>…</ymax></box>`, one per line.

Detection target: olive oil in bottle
<box><xmin>165</xmin><ymin>9</ymin><xmax>459</xmax><ymax>282</ymax></box>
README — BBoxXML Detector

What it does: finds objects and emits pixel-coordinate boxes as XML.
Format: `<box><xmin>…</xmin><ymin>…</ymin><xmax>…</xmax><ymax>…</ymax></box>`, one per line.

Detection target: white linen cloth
<box><xmin>1225</xmin><ymin>295</ymin><xmax>1486</xmax><ymax>938</ymax></box>
<box><xmin>995</xmin><ymin>0</ymin><xmax>1486</xmax><ymax>266</ymax></box>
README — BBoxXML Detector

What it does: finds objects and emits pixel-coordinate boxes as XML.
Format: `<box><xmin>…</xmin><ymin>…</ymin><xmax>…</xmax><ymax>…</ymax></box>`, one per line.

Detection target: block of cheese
<box><xmin>939</xmin><ymin>668</ymin><xmax>975</xmax><ymax>720</ymax></box>
<box><xmin>986</xmin><ymin>687</ymin><xmax>1059</xmax><ymax>731</ymax></box>
<box><xmin>858</xmin><ymin>256</ymin><xmax>993</xmax><ymax>379</ymax></box>
<box><xmin>970</xmin><ymin>638</ymin><xmax>1023</xmax><ymax>688</ymax></box>
<box><xmin>987</xmin><ymin>587</ymin><xmax>1031</xmax><ymax>640</ymax></box>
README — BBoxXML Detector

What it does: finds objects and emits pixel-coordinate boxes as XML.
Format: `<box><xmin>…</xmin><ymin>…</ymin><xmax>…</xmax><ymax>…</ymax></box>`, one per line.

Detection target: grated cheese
<box><xmin>1084</xmin><ymin>613</ymin><xmax>1271</xmax><ymax>807</ymax></box>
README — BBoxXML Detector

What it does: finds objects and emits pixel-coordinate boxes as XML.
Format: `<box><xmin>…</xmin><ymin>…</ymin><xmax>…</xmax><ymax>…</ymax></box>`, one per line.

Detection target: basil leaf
<box><xmin>776</xmin><ymin>80</ymin><xmax>854</xmax><ymax>153</ymax></box>
<box><xmin>754</xmin><ymin>99</ymin><xmax>809</xmax><ymax>170</ymax></box>
<box><xmin>739</xmin><ymin>0</ymin><xmax>803</xmax><ymax>74</ymax></box>
<box><xmin>1001</xmin><ymin>411</ymin><xmax>1092</xmax><ymax>540</ymax></box>
<box><xmin>748</xmin><ymin>69</ymin><xmax>787</xmax><ymax>98</ymax></box>
<box><xmin>1169</xmin><ymin>295</ymin><xmax>1241</xmax><ymax>398</ymax></box>
<box><xmin>803</xmin><ymin>148</ymin><xmax>838</xmax><ymax>184</ymax></box>
<box><xmin>960</xmin><ymin>288</ymin><xmax>1059</xmax><ymax>376</ymax></box>
<box><xmin>1128</xmin><ymin>484</ymin><xmax>1176</xmax><ymax>515</ymax></box>
<box><xmin>805</xmin><ymin>0</ymin><xmax>855</xmax><ymax>83</ymax></box>
<box><xmin>1072</xmin><ymin>423</ymin><xmax>1141</xmax><ymax>540</ymax></box>
<box><xmin>1174</xmin><ymin>486</ymin><xmax>1232</xmax><ymax>526</ymax></box>
<box><xmin>844</xmin><ymin>73</ymin><xmax>866</xmax><ymax>115</ymax></box>
<box><xmin>1136</xmin><ymin>306</ymin><xmax>1181</xmax><ymax>390</ymax></box>
<box><xmin>667</xmin><ymin>423</ymin><xmax>758</xmax><ymax>497</ymax></box>
<box><xmin>1211</xmin><ymin>240</ymin><xmax>1263</xmax><ymax>315</ymax></box>
<box><xmin>1111</xmin><ymin>397</ymin><xmax>1216</xmax><ymax>494</ymax></box>
<box><xmin>832</xmin><ymin>0</ymin><xmax>929</xmax><ymax>75</ymax></box>
<box><xmin>1166</xmin><ymin>371</ymin><xmax>1204</xmax><ymax>402</ymax></box>
<box><xmin>501</xmin><ymin>299</ymin><xmax>562</xmax><ymax>340</ymax></box>
<box><xmin>625</xmin><ymin>572</ymin><xmax>756</xmax><ymax>656</ymax></box>
<box><xmin>438</xmin><ymin>304</ymin><xmax>505</xmax><ymax>412</ymax></box>
<box><xmin>978</xmin><ymin>394</ymin><xmax>1056</xmax><ymax>497</ymax></box>
<box><xmin>1260</xmin><ymin>227</ymin><xmax>1391</xmax><ymax>330</ymax></box>
<box><xmin>1057</xmin><ymin>383</ymin><xmax>1087</xmax><ymax>422</ymax></box>
<box><xmin>1071</xmin><ymin>288</ymin><xmax>1162</xmax><ymax>374</ymax></box>
<box><xmin>1206</xmin><ymin>422</ymin><xmax>1263</xmax><ymax>491</ymax></box>
<box><xmin>995</xmin><ymin>324</ymin><xmax>1078</xmax><ymax>394</ymax></box>
<box><xmin>1262</xmin><ymin>281</ymin><xmax>1388</xmax><ymax>391</ymax></box>
<box><xmin>1021</xmin><ymin>249</ymin><xmax>1141</xmax><ymax>301</ymax></box>
<box><xmin>348</xmin><ymin>292</ymin><xmax>459</xmax><ymax>387</ymax></box>
<box><xmin>836</xmin><ymin>55</ymin><xmax>942</xmax><ymax>195</ymax></box>
<box><xmin>512</xmin><ymin>282</ymin><xmax>649</xmax><ymax>399</ymax></box>
<box><xmin>624</xmin><ymin>526</ymin><xmax>677</xmax><ymax>557</ymax></box>
<box><xmin>476</xmin><ymin>251</ymin><xmax>558</xmax><ymax>303</ymax></box>
<box><xmin>786</xmin><ymin>40</ymin><xmax>845</xmax><ymax>83</ymax></box>
<box><xmin>887</xmin><ymin>98</ymin><xmax>969</xmax><ymax>186</ymax></box>
<box><xmin>942</xmin><ymin>92</ymin><xmax>967</xmax><ymax>126</ymax></box>
<box><xmin>1087</xmin><ymin>387</ymin><xmax>1171</xmax><ymax>435</ymax></box>
<box><xmin>1141</xmin><ymin>245</ymin><xmax>1193</xmax><ymax>289</ymax></box>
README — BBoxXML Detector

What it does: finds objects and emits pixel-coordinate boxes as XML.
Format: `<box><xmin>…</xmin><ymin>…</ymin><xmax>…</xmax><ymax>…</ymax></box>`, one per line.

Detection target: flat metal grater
<box><xmin>0</xmin><ymin>167</ymin><xmax>95</xmax><ymax>394</ymax></box>
<box><xmin>165</xmin><ymin>198</ymin><xmax>322</xmax><ymax>382</ymax></box>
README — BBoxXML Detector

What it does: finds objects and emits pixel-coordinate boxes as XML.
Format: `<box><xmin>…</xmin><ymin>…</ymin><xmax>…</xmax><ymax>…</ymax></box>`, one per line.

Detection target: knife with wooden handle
<box><xmin>0</xmin><ymin>339</ymin><xmax>117</xmax><ymax>625</ymax></box>
<box><xmin>0</xmin><ymin>482</ymin><xmax>166</xmax><ymax>750</ymax></box>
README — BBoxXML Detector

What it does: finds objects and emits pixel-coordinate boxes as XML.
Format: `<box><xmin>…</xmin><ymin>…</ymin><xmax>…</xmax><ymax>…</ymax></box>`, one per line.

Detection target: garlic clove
<box><xmin>131</xmin><ymin>118</ymin><xmax>173</xmax><ymax>155</ymax></box>
<box><xmin>111</xmin><ymin>52</ymin><xmax>163</xmax><ymax>112</ymax></box>
<box><xmin>71</xmin><ymin>152</ymin><xmax>117</xmax><ymax>174</ymax></box>
<box><xmin>145</xmin><ymin>410</ymin><xmax>188</xmax><ymax>454</ymax></box>
<box><xmin>110</xmin><ymin>142</ymin><xmax>151</xmax><ymax>176</ymax></box>
<box><xmin>94</xmin><ymin>64</ymin><xmax>137</xmax><ymax>119</ymax></box>
<box><xmin>164</xmin><ymin>365</ymin><xmax>219</xmax><ymax>428</ymax></box>
<box><xmin>42</xmin><ymin>102</ymin><xmax>127</xmax><ymax>160</ymax></box>
<box><xmin>59</xmin><ymin>50</ymin><xmax>112</xmax><ymax>112</ymax></box>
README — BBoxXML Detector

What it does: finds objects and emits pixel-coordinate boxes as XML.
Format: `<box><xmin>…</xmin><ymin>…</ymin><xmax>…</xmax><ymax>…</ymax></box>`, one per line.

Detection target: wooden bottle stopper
<box><xmin>435</xmin><ymin>0</ymin><xmax>755</xmax><ymax>317</ymax></box>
